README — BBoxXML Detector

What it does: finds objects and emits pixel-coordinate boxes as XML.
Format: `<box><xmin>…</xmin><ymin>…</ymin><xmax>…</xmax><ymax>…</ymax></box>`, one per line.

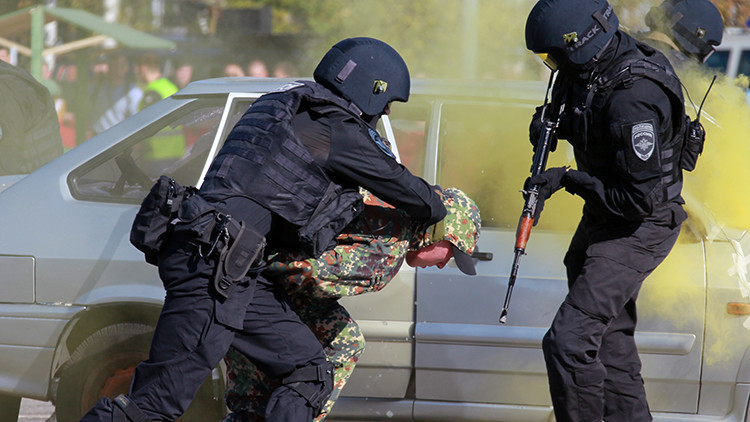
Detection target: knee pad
<box><xmin>80</xmin><ymin>395</ymin><xmax>149</xmax><ymax>422</ymax></box>
<box><xmin>280</xmin><ymin>362</ymin><xmax>335</xmax><ymax>415</ymax></box>
<box><xmin>112</xmin><ymin>395</ymin><xmax>150</xmax><ymax>422</ymax></box>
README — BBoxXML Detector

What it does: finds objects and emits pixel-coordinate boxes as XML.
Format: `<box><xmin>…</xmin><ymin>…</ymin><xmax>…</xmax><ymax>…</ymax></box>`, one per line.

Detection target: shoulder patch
<box><xmin>368</xmin><ymin>128</ymin><xmax>396</xmax><ymax>159</ymax></box>
<box><xmin>631</xmin><ymin>122</ymin><xmax>655</xmax><ymax>161</ymax></box>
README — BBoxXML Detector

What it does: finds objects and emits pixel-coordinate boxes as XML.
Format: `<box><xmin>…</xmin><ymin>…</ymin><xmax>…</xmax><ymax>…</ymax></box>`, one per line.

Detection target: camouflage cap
<box><xmin>414</xmin><ymin>187</ymin><xmax>481</xmax><ymax>275</ymax></box>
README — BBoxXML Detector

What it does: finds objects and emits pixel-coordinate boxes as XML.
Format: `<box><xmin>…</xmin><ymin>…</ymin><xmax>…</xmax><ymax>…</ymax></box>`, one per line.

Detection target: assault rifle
<box><xmin>499</xmin><ymin>74</ymin><xmax>559</xmax><ymax>324</ymax></box>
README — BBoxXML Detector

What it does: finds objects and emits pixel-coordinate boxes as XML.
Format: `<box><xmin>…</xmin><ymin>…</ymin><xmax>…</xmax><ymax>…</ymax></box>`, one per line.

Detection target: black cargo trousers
<box><xmin>80</xmin><ymin>197</ymin><xmax>330</xmax><ymax>422</ymax></box>
<box><xmin>542</xmin><ymin>207</ymin><xmax>683</xmax><ymax>422</ymax></box>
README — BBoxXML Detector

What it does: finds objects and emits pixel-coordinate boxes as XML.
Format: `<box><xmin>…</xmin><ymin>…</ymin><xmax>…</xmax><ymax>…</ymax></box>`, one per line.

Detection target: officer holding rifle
<box><xmin>521</xmin><ymin>0</ymin><xmax>694</xmax><ymax>420</ymax></box>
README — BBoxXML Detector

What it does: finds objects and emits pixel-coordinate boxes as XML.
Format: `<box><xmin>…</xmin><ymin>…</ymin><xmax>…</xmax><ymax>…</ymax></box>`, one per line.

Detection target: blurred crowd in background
<box><xmin>0</xmin><ymin>0</ymin><xmax>554</xmax><ymax>155</ymax></box>
<box><xmin>3</xmin><ymin>0</ymin><xmax>748</xmax><ymax>154</ymax></box>
<box><xmin>0</xmin><ymin>46</ymin><xmax>300</xmax><ymax>151</ymax></box>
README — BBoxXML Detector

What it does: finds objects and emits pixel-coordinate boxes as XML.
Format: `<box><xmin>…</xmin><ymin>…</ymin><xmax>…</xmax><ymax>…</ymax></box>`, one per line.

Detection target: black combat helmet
<box><xmin>645</xmin><ymin>0</ymin><xmax>724</xmax><ymax>63</ymax></box>
<box><xmin>313</xmin><ymin>37</ymin><xmax>410</xmax><ymax>116</ymax></box>
<box><xmin>525</xmin><ymin>0</ymin><xmax>619</xmax><ymax>70</ymax></box>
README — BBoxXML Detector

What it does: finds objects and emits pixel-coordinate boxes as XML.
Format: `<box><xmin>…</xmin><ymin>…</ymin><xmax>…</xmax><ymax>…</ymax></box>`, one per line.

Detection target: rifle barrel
<box><xmin>499</xmin><ymin>248</ymin><xmax>524</xmax><ymax>323</ymax></box>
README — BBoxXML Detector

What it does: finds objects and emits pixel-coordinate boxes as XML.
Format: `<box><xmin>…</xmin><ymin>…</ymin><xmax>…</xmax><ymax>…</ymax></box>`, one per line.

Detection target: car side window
<box><xmin>389</xmin><ymin>102</ymin><xmax>429</xmax><ymax>177</ymax></box>
<box><xmin>705</xmin><ymin>50</ymin><xmax>729</xmax><ymax>75</ymax></box>
<box><xmin>738</xmin><ymin>49</ymin><xmax>750</xmax><ymax>80</ymax></box>
<box><xmin>70</xmin><ymin>99</ymin><xmax>252</xmax><ymax>204</ymax></box>
<box><xmin>436</xmin><ymin>101</ymin><xmax>580</xmax><ymax>231</ymax></box>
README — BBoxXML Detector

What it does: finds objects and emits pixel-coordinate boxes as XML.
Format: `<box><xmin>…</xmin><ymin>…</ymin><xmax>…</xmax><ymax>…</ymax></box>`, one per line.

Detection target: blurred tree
<box><xmin>713</xmin><ymin>0</ymin><xmax>750</xmax><ymax>27</ymax></box>
<box><xmin>54</xmin><ymin>0</ymin><xmax>103</xmax><ymax>14</ymax></box>
<box><xmin>254</xmin><ymin>0</ymin><xmax>540</xmax><ymax>80</ymax></box>
<box><xmin>21</xmin><ymin>0</ymin><xmax>728</xmax><ymax>81</ymax></box>
<box><xmin>0</xmin><ymin>1</ymin><xmax>26</xmax><ymax>14</ymax></box>
<box><xmin>119</xmin><ymin>0</ymin><xmax>154</xmax><ymax>32</ymax></box>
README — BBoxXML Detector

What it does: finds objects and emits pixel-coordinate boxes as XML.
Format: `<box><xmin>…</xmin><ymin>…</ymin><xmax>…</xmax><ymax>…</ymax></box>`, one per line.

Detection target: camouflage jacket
<box><xmin>264</xmin><ymin>191</ymin><xmax>421</xmax><ymax>299</ymax></box>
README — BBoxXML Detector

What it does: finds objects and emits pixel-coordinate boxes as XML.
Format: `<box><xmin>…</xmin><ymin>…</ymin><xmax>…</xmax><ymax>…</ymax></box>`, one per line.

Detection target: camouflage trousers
<box><xmin>222</xmin><ymin>195</ymin><xmax>416</xmax><ymax>421</ymax></box>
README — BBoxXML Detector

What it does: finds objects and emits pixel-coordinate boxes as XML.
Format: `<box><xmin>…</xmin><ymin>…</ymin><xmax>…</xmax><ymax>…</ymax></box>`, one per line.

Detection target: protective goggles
<box><xmin>536</xmin><ymin>53</ymin><xmax>559</xmax><ymax>71</ymax></box>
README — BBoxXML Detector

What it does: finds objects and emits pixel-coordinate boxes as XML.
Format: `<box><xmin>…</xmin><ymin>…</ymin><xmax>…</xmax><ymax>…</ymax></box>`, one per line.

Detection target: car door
<box><xmin>409</xmin><ymin>97</ymin><xmax>705</xmax><ymax>420</ymax></box>
<box><xmin>0</xmin><ymin>93</ymin><xmax>244</xmax><ymax>401</ymax></box>
<box><xmin>333</xmin><ymin>115</ymin><xmax>420</xmax><ymax>413</ymax></box>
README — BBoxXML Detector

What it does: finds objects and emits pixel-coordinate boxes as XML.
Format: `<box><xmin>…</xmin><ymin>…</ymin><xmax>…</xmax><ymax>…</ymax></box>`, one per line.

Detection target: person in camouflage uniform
<box><xmin>222</xmin><ymin>187</ymin><xmax>481</xmax><ymax>421</ymax></box>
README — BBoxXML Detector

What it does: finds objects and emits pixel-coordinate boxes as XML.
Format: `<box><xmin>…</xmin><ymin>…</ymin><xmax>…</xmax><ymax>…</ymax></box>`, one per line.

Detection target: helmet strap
<box><xmin>592</xmin><ymin>10</ymin><xmax>612</xmax><ymax>33</ymax></box>
<box><xmin>574</xmin><ymin>36</ymin><xmax>614</xmax><ymax>75</ymax></box>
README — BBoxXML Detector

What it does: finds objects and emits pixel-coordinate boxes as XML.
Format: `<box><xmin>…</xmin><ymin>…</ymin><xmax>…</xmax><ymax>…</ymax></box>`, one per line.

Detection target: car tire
<box><xmin>54</xmin><ymin>322</ymin><xmax>226</xmax><ymax>422</ymax></box>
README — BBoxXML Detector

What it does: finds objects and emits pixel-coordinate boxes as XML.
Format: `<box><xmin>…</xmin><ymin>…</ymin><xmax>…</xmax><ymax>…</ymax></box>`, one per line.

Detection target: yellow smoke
<box><xmin>681</xmin><ymin>67</ymin><xmax>750</xmax><ymax>230</ymax></box>
<box><xmin>638</xmin><ymin>64</ymin><xmax>750</xmax><ymax>366</ymax></box>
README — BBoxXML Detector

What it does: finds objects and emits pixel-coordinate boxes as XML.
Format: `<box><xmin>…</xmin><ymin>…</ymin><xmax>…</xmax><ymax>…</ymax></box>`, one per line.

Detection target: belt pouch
<box><xmin>212</xmin><ymin>221</ymin><xmax>266</xmax><ymax>299</ymax></box>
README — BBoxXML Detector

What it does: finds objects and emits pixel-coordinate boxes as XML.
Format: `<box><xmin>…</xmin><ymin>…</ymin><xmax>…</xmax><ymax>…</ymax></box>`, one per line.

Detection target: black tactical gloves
<box><xmin>529</xmin><ymin>105</ymin><xmax>558</xmax><ymax>152</ymax></box>
<box><xmin>526</xmin><ymin>166</ymin><xmax>569</xmax><ymax>225</ymax></box>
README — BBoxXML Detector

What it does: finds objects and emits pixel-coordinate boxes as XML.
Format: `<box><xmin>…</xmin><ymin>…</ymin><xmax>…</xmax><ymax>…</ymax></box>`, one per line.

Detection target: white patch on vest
<box><xmin>269</xmin><ymin>81</ymin><xmax>304</xmax><ymax>93</ymax></box>
<box><xmin>632</xmin><ymin>122</ymin><xmax>655</xmax><ymax>161</ymax></box>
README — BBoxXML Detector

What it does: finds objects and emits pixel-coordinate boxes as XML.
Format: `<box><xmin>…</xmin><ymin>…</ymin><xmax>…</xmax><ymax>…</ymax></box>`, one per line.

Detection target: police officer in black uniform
<box><xmin>640</xmin><ymin>0</ymin><xmax>724</xmax><ymax>68</ymax></box>
<box><xmin>80</xmin><ymin>37</ymin><xmax>446</xmax><ymax>422</ymax></box>
<box><xmin>524</xmin><ymin>1</ymin><xmax>691</xmax><ymax>421</ymax></box>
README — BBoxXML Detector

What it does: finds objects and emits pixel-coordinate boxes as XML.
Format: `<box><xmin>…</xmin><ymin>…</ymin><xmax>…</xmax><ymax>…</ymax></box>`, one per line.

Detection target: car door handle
<box><xmin>471</xmin><ymin>251</ymin><xmax>493</xmax><ymax>261</ymax></box>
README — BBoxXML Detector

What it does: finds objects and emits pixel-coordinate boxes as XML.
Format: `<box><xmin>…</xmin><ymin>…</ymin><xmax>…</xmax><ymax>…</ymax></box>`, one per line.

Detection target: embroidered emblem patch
<box><xmin>632</xmin><ymin>122</ymin><xmax>655</xmax><ymax>161</ymax></box>
<box><xmin>368</xmin><ymin>128</ymin><xmax>396</xmax><ymax>159</ymax></box>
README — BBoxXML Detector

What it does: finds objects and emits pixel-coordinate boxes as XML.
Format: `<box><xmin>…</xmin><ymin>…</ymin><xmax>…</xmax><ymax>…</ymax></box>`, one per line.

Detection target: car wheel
<box><xmin>55</xmin><ymin>322</ymin><xmax>225</xmax><ymax>422</ymax></box>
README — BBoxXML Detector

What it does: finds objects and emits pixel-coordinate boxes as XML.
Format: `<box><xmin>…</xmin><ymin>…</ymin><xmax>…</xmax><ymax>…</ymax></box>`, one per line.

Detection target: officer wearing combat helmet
<box><xmin>222</xmin><ymin>187</ymin><xmax>481</xmax><ymax>421</ymax></box>
<box><xmin>524</xmin><ymin>0</ymin><xmax>691</xmax><ymax>420</ymax></box>
<box><xmin>640</xmin><ymin>0</ymin><xmax>724</xmax><ymax>67</ymax></box>
<box><xmin>80</xmin><ymin>37</ymin><xmax>446</xmax><ymax>422</ymax></box>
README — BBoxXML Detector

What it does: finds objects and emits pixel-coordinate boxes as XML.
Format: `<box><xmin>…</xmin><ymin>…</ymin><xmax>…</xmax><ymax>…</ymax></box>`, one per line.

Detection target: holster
<box><xmin>173</xmin><ymin>194</ymin><xmax>266</xmax><ymax>299</ymax></box>
<box><xmin>211</xmin><ymin>218</ymin><xmax>266</xmax><ymax>299</ymax></box>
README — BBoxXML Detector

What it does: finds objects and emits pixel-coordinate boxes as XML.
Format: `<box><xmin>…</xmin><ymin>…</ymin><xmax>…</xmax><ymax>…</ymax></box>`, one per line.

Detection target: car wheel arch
<box><xmin>49</xmin><ymin>301</ymin><xmax>163</xmax><ymax>396</ymax></box>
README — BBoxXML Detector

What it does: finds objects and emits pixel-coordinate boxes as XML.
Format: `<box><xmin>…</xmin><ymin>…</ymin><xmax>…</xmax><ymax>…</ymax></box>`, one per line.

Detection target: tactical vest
<box><xmin>560</xmin><ymin>41</ymin><xmax>688</xmax><ymax>204</ymax></box>
<box><xmin>199</xmin><ymin>81</ymin><xmax>367</xmax><ymax>257</ymax></box>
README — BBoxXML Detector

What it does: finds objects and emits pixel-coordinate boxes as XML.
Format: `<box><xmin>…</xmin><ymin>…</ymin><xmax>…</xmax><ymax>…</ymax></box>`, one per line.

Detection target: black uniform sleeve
<box><xmin>565</xmin><ymin>78</ymin><xmax>673</xmax><ymax>220</ymax></box>
<box><xmin>326</xmin><ymin>112</ymin><xmax>447</xmax><ymax>227</ymax></box>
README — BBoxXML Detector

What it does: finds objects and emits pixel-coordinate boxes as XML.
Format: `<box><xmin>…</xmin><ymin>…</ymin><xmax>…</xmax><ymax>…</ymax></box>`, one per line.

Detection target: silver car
<box><xmin>0</xmin><ymin>78</ymin><xmax>748</xmax><ymax>422</ymax></box>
